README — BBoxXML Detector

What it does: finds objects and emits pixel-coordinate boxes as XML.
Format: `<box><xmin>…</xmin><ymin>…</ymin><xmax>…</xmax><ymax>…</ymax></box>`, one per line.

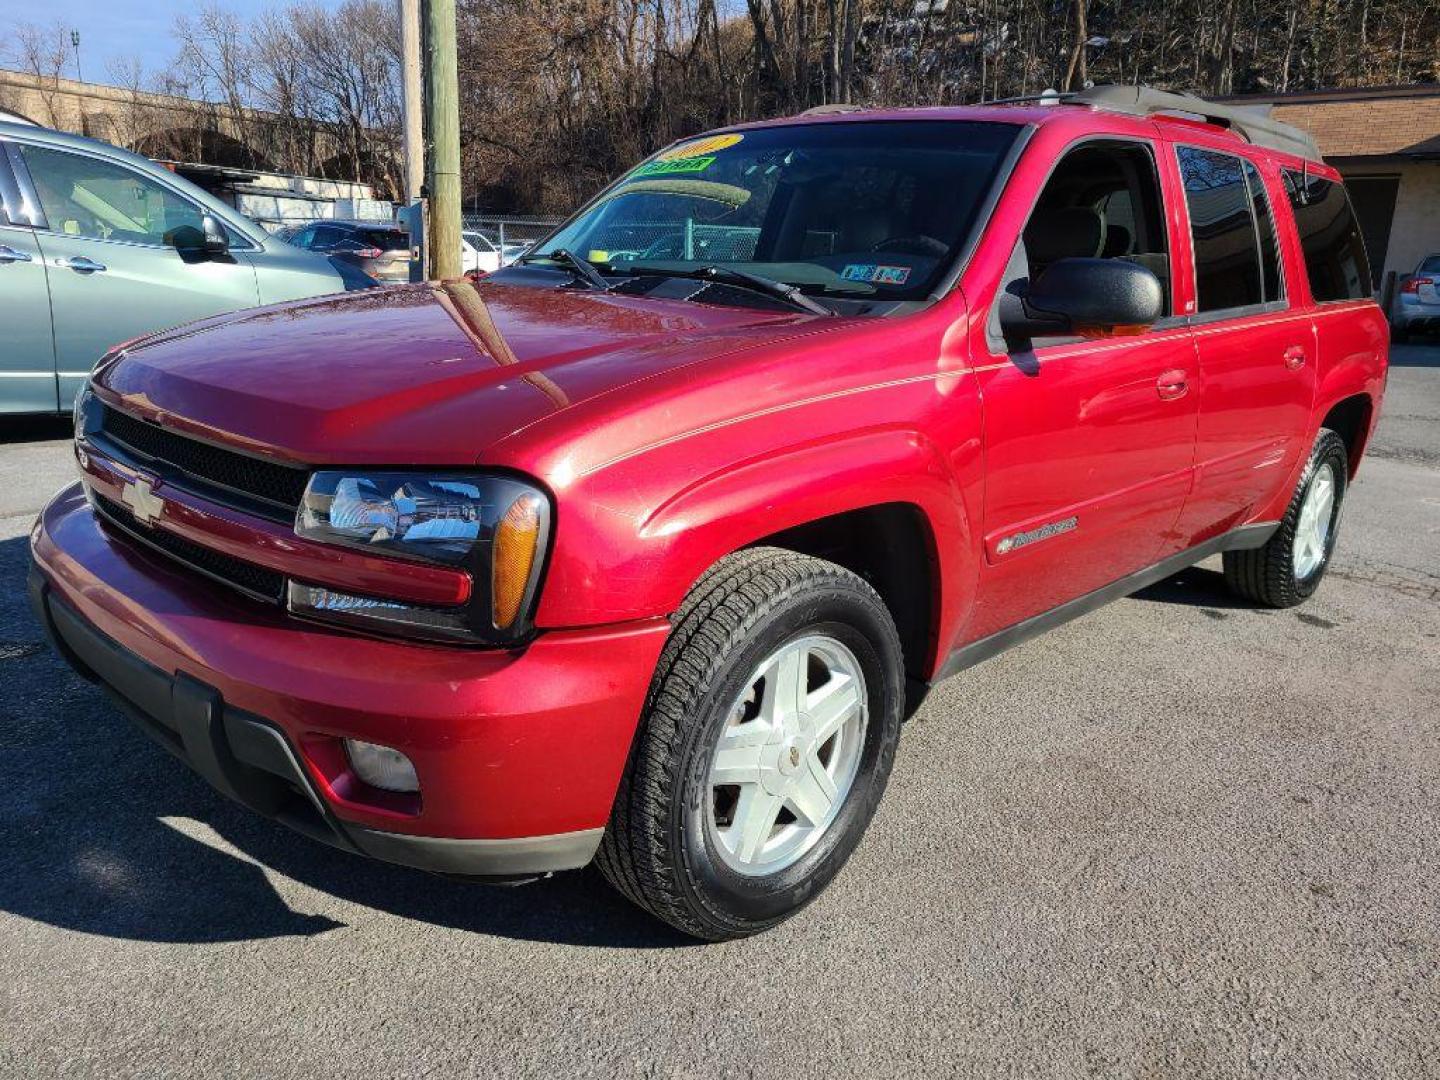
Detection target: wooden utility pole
<box><xmin>397</xmin><ymin>0</ymin><xmax>424</xmax><ymax>280</ymax></box>
<box><xmin>423</xmin><ymin>0</ymin><xmax>462</xmax><ymax>280</ymax></box>
<box><xmin>398</xmin><ymin>0</ymin><xmax>423</xmax><ymax>203</ymax></box>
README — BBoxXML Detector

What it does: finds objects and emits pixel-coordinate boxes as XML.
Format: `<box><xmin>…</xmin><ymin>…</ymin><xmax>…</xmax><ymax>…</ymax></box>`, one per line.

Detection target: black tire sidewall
<box><xmin>671</xmin><ymin>585</ymin><xmax>902</xmax><ymax>934</ymax></box>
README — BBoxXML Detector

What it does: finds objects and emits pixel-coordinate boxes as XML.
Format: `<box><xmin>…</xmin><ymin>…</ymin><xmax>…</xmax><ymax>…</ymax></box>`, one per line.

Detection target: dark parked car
<box><xmin>284</xmin><ymin>219</ymin><xmax>410</xmax><ymax>284</ymax></box>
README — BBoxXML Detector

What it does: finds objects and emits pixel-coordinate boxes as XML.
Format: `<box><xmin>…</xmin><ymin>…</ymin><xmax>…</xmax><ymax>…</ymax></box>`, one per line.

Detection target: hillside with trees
<box><xmin>7</xmin><ymin>0</ymin><xmax>1439</xmax><ymax>213</ymax></box>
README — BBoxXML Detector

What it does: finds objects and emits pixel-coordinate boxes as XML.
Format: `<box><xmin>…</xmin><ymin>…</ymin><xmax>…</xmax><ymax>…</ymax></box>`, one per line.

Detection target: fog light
<box><xmin>344</xmin><ymin>739</ymin><xmax>419</xmax><ymax>793</ymax></box>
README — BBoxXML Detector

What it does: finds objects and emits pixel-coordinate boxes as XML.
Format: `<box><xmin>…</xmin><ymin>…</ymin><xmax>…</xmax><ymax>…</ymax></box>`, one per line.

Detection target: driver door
<box><xmin>17</xmin><ymin>141</ymin><xmax>260</xmax><ymax>404</ymax></box>
<box><xmin>965</xmin><ymin>137</ymin><xmax>1199</xmax><ymax>644</ymax></box>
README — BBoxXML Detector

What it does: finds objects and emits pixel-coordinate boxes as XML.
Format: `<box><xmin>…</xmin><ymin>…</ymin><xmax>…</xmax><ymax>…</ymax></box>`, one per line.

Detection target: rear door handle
<box><xmin>1284</xmin><ymin>346</ymin><xmax>1307</xmax><ymax>370</ymax></box>
<box><xmin>58</xmin><ymin>256</ymin><xmax>107</xmax><ymax>273</ymax></box>
<box><xmin>0</xmin><ymin>244</ymin><xmax>34</xmax><ymax>264</ymax></box>
<box><xmin>1156</xmin><ymin>369</ymin><xmax>1189</xmax><ymax>400</ymax></box>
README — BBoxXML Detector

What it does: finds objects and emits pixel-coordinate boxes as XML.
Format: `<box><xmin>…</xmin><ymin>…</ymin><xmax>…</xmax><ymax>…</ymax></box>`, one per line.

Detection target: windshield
<box><xmin>539</xmin><ymin>120</ymin><xmax>1019</xmax><ymax>301</ymax></box>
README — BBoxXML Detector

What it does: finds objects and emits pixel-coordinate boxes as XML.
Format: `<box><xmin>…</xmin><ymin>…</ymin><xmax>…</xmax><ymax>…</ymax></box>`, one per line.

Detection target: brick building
<box><xmin>1221</xmin><ymin>84</ymin><xmax>1440</xmax><ymax>302</ymax></box>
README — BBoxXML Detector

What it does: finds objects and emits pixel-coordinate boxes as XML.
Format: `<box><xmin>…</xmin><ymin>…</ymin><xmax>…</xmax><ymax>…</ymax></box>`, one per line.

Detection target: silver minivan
<box><xmin>0</xmin><ymin>120</ymin><xmax>373</xmax><ymax>415</ymax></box>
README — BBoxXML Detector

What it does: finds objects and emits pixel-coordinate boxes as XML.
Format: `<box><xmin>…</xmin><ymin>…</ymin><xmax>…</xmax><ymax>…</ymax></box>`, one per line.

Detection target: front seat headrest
<box><xmin>1024</xmin><ymin>207</ymin><xmax>1107</xmax><ymax>265</ymax></box>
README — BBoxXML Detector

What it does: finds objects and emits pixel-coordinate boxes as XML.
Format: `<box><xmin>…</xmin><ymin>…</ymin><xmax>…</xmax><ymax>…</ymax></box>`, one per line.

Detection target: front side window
<box><xmin>1177</xmin><ymin>146</ymin><xmax>1270</xmax><ymax>313</ymax></box>
<box><xmin>1283</xmin><ymin>170</ymin><xmax>1373</xmax><ymax>302</ymax></box>
<box><xmin>1019</xmin><ymin>139</ymin><xmax>1172</xmax><ymax>316</ymax></box>
<box><xmin>537</xmin><ymin>120</ymin><xmax>1020</xmax><ymax>303</ymax></box>
<box><xmin>21</xmin><ymin>144</ymin><xmax>203</xmax><ymax>246</ymax></box>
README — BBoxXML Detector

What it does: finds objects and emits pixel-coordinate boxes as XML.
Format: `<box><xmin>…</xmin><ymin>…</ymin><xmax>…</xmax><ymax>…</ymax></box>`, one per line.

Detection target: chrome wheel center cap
<box><xmin>777</xmin><ymin>735</ymin><xmax>806</xmax><ymax>776</ymax></box>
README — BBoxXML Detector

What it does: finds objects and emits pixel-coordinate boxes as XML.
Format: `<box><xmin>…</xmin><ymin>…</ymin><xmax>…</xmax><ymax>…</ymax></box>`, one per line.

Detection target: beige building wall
<box><xmin>1377</xmin><ymin>163</ymin><xmax>1440</xmax><ymax>280</ymax></box>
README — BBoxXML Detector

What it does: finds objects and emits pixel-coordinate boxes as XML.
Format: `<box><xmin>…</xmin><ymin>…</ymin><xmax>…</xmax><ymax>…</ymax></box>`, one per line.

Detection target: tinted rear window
<box><xmin>1419</xmin><ymin>256</ymin><xmax>1440</xmax><ymax>274</ymax></box>
<box><xmin>361</xmin><ymin>229</ymin><xmax>408</xmax><ymax>251</ymax></box>
<box><xmin>1177</xmin><ymin>147</ymin><xmax>1266</xmax><ymax>312</ymax></box>
<box><xmin>1282</xmin><ymin>171</ymin><xmax>1372</xmax><ymax>301</ymax></box>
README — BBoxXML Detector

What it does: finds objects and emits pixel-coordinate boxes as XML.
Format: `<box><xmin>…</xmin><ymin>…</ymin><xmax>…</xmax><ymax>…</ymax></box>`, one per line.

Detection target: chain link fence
<box><xmin>461</xmin><ymin>215</ymin><xmax>564</xmax><ymax>255</ymax></box>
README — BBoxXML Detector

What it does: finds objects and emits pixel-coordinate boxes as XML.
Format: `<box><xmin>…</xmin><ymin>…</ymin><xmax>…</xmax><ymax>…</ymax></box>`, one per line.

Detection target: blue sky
<box><xmin>15</xmin><ymin>0</ymin><xmax>342</xmax><ymax>87</ymax></box>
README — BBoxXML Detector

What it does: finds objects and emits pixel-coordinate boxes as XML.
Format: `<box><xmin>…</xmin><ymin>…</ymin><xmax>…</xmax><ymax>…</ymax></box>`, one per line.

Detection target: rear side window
<box><xmin>1243</xmin><ymin>160</ymin><xmax>1284</xmax><ymax>303</ymax></box>
<box><xmin>0</xmin><ymin>143</ymin><xmax>40</xmax><ymax>226</ymax></box>
<box><xmin>1177</xmin><ymin>146</ymin><xmax>1281</xmax><ymax>313</ymax></box>
<box><xmin>1283</xmin><ymin>170</ymin><xmax>1372</xmax><ymax>301</ymax></box>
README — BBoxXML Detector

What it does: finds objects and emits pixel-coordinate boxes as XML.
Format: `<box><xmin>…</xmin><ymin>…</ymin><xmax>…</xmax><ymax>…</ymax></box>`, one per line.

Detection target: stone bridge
<box><xmin>0</xmin><ymin>68</ymin><xmax>357</xmax><ymax>182</ymax></box>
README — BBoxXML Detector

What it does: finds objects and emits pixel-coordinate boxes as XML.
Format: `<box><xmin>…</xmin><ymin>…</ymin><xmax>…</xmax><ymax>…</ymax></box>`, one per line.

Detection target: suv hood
<box><xmin>95</xmin><ymin>281</ymin><xmax>819</xmax><ymax>465</ymax></box>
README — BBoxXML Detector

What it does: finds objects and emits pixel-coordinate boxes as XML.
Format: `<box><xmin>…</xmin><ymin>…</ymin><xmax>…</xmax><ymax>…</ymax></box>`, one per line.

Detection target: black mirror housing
<box><xmin>168</xmin><ymin>215</ymin><xmax>230</xmax><ymax>259</ymax></box>
<box><xmin>1000</xmin><ymin>257</ymin><xmax>1163</xmax><ymax>342</ymax></box>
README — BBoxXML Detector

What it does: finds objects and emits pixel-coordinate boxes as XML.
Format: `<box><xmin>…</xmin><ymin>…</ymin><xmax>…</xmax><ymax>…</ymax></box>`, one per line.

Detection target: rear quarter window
<box><xmin>1177</xmin><ymin>146</ymin><xmax>1274</xmax><ymax>313</ymax></box>
<box><xmin>1282</xmin><ymin>170</ymin><xmax>1372</xmax><ymax>302</ymax></box>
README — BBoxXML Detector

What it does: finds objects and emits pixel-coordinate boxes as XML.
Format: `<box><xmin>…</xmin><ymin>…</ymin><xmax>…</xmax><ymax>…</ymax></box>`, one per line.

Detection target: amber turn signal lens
<box><xmin>492</xmin><ymin>493</ymin><xmax>542</xmax><ymax>629</ymax></box>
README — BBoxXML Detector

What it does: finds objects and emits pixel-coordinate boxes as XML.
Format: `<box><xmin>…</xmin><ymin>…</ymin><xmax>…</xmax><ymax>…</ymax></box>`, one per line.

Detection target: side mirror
<box><xmin>169</xmin><ymin>215</ymin><xmax>230</xmax><ymax>259</ymax></box>
<box><xmin>1000</xmin><ymin>257</ymin><xmax>1163</xmax><ymax>342</ymax></box>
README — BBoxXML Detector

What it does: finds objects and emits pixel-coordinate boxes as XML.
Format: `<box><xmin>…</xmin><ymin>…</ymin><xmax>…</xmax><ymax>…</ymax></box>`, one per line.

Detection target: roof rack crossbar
<box><xmin>1065</xmin><ymin>84</ymin><xmax>1323</xmax><ymax>162</ymax></box>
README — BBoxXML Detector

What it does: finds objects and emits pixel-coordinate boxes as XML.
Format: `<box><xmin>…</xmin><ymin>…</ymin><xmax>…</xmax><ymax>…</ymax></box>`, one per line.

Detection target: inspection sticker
<box><xmin>632</xmin><ymin>156</ymin><xmax>717</xmax><ymax>178</ymax></box>
<box><xmin>840</xmin><ymin>263</ymin><xmax>911</xmax><ymax>285</ymax></box>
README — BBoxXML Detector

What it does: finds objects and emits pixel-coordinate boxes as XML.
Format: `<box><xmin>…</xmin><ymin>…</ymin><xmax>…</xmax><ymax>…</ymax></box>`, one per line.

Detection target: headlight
<box><xmin>292</xmin><ymin>471</ymin><xmax>551</xmax><ymax>643</ymax></box>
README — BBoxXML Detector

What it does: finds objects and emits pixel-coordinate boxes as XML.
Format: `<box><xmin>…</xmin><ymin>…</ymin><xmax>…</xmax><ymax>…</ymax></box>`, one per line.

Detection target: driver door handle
<box><xmin>0</xmin><ymin>244</ymin><xmax>34</xmax><ymax>264</ymax></box>
<box><xmin>58</xmin><ymin>255</ymin><xmax>107</xmax><ymax>273</ymax></box>
<box><xmin>1156</xmin><ymin>368</ymin><xmax>1189</xmax><ymax>400</ymax></box>
<box><xmin>1284</xmin><ymin>345</ymin><xmax>1307</xmax><ymax>371</ymax></box>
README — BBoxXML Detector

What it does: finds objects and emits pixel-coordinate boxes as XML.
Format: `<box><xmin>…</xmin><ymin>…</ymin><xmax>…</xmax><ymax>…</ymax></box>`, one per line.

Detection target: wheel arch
<box><xmin>625</xmin><ymin>427</ymin><xmax>978</xmax><ymax>685</ymax></box>
<box><xmin>1318</xmin><ymin>392</ymin><xmax>1375</xmax><ymax>479</ymax></box>
<box><xmin>753</xmin><ymin>503</ymin><xmax>939</xmax><ymax>695</ymax></box>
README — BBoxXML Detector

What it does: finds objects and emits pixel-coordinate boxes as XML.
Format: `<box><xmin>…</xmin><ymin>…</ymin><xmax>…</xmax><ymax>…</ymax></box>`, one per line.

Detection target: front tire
<box><xmin>596</xmin><ymin>548</ymin><xmax>904</xmax><ymax>941</ymax></box>
<box><xmin>1223</xmin><ymin>428</ymin><xmax>1348</xmax><ymax>608</ymax></box>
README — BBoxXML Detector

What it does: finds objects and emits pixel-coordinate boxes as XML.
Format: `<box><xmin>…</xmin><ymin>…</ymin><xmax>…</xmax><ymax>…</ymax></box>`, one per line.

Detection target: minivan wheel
<box><xmin>1223</xmin><ymin>428</ymin><xmax>1349</xmax><ymax>608</ymax></box>
<box><xmin>596</xmin><ymin>547</ymin><xmax>904</xmax><ymax>941</ymax></box>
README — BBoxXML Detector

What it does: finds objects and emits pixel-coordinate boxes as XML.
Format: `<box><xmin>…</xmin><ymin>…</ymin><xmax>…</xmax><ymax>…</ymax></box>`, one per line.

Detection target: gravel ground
<box><xmin>1</xmin><ymin>345</ymin><xmax>1437</xmax><ymax>1078</ymax></box>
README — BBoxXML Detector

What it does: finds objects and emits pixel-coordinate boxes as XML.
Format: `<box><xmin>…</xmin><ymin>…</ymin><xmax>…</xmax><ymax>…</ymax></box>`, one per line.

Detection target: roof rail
<box><xmin>798</xmin><ymin>103</ymin><xmax>868</xmax><ymax>117</ymax></box>
<box><xmin>1068</xmin><ymin>84</ymin><xmax>1323</xmax><ymax>162</ymax></box>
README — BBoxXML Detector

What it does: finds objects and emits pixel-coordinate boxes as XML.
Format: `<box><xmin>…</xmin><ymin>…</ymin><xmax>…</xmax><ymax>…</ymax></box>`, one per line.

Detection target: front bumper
<box><xmin>30</xmin><ymin>483</ymin><xmax>670</xmax><ymax>878</ymax></box>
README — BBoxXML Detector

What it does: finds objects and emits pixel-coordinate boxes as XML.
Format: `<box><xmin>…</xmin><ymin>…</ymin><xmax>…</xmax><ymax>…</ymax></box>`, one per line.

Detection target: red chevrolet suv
<box><xmin>30</xmin><ymin>86</ymin><xmax>1386</xmax><ymax>940</ymax></box>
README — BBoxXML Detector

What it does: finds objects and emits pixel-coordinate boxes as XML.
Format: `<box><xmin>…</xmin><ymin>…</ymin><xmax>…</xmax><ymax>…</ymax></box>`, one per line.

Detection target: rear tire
<box><xmin>1223</xmin><ymin>429</ymin><xmax>1348</xmax><ymax>608</ymax></box>
<box><xmin>596</xmin><ymin>547</ymin><xmax>904</xmax><ymax>941</ymax></box>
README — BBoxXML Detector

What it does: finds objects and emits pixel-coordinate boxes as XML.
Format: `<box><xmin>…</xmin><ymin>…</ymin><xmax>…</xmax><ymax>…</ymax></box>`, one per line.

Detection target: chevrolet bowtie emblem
<box><xmin>121</xmin><ymin>476</ymin><xmax>166</xmax><ymax>526</ymax></box>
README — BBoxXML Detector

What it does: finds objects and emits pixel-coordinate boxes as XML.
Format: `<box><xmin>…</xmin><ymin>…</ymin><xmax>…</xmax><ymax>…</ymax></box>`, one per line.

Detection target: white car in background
<box><xmin>461</xmin><ymin>230</ymin><xmax>504</xmax><ymax>275</ymax></box>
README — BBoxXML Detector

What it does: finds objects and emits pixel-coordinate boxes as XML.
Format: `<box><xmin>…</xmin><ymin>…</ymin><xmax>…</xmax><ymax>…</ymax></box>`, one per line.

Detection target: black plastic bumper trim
<box><xmin>28</xmin><ymin>568</ymin><xmax>601</xmax><ymax>879</ymax></box>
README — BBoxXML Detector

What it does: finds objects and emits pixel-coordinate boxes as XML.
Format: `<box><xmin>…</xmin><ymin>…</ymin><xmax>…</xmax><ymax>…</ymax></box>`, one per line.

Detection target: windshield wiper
<box><xmin>630</xmin><ymin>264</ymin><xmax>832</xmax><ymax>316</ymax></box>
<box><xmin>516</xmin><ymin>247</ymin><xmax>610</xmax><ymax>291</ymax></box>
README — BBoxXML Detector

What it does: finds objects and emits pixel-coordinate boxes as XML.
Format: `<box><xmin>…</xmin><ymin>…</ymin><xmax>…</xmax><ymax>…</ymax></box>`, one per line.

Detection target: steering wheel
<box><xmin>871</xmin><ymin>235</ymin><xmax>948</xmax><ymax>258</ymax></box>
<box><xmin>639</xmin><ymin>233</ymin><xmax>685</xmax><ymax>260</ymax></box>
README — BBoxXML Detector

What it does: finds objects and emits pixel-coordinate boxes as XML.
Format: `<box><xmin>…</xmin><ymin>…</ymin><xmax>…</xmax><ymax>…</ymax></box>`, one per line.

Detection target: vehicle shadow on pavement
<box><xmin>1388</xmin><ymin>341</ymin><xmax>1440</xmax><ymax>367</ymax></box>
<box><xmin>0</xmin><ymin>536</ymin><xmax>692</xmax><ymax>949</ymax></box>
<box><xmin>1133</xmin><ymin>564</ymin><xmax>1261</xmax><ymax>611</ymax></box>
<box><xmin>2</xmin><ymin>417</ymin><xmax>72</xmax><ymax>444</ymax></box>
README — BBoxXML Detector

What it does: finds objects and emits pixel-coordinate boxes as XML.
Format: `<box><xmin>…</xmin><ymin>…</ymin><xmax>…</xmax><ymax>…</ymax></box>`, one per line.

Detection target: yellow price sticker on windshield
<box><xmin>657</xmin><ymin>133</ymin><xmax>743</xmax><ymax>162</ymax></box>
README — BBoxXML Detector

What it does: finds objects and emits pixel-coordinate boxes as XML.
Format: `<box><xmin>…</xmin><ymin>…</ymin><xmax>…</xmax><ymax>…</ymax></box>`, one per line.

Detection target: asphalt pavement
<box><xmin>1</xmin><ymin>345</ymin><xmax>1437</xmax><ymax>1078</ymax></box>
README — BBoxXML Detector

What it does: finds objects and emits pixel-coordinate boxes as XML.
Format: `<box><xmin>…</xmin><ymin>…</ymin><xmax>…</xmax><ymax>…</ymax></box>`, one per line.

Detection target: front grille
<box><xmin>99</xmin><ymin>405</ymin><xmax>310</xmax><ymax>514</ymax></box>
<box><xmin>93</xmin><ymin>493</ymin><xmax>286</xmax><ymax>604</ymax></box>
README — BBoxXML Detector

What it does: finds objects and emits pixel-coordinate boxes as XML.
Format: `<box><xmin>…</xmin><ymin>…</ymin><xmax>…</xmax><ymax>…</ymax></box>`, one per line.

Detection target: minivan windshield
<box><xmin>536</xmin><ymin>120</ymin><xmax>1019</xmax><ymax>302</ymax></box>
